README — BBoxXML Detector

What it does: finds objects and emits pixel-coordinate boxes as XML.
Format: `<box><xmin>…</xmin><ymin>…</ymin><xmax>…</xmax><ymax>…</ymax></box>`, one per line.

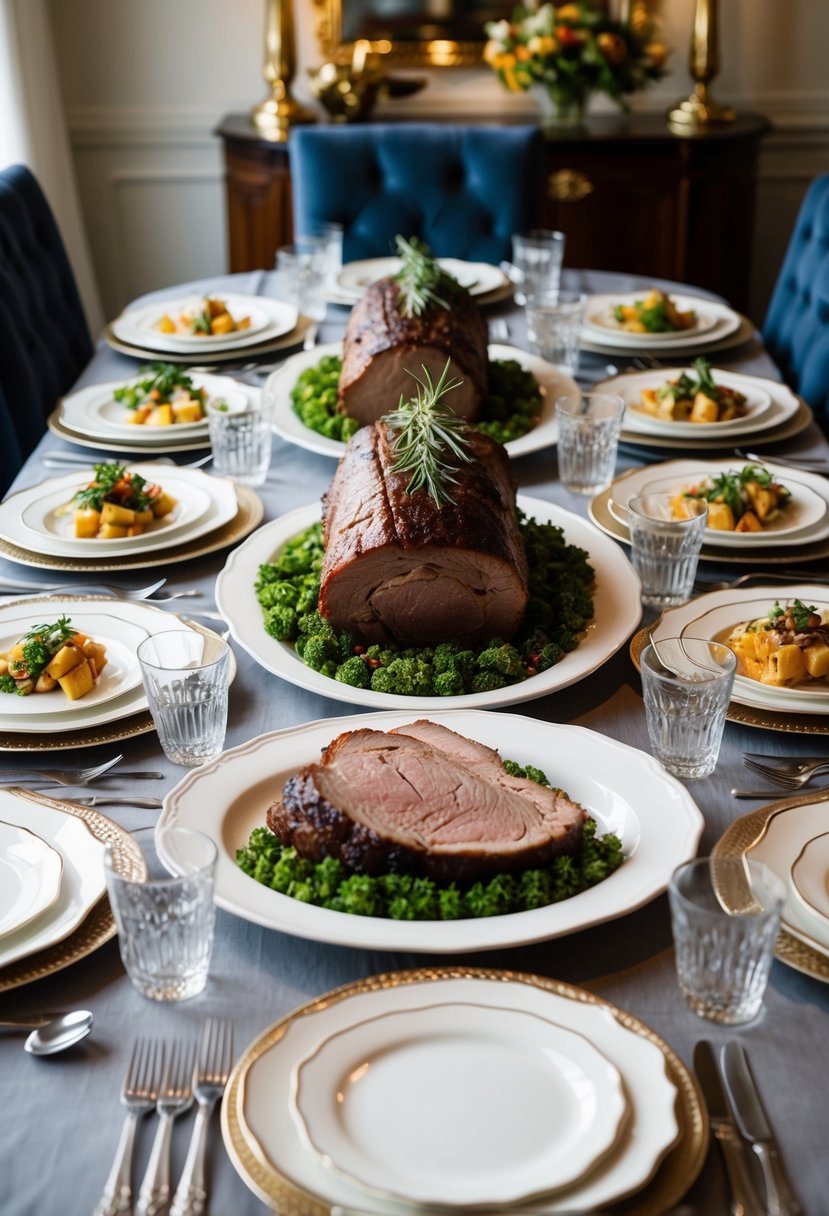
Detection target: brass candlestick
<box><xmin>251</xmin><ymin>0</ymin><xmax>317</xmax><ymax>140</ymax></box>
<box><xmin>668</xmin><ymin>0</ymin><xmax>735</xmax><ymax>128</ymax></box>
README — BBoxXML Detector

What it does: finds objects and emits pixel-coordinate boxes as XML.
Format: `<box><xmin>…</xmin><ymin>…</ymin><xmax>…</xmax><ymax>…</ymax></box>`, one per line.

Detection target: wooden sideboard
<box><xmin>215</xmin><ymin>111</ymin><xmax>770</xmax><ymax>313</ymax></box>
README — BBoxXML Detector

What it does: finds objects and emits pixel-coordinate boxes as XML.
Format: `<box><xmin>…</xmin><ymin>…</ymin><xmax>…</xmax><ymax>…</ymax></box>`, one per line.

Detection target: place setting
<box><xmin>578</xmin><ymin>288</ymin><xmax>753</xmax><ymax>358</ymax></box>
<box><xmin>328</xmin><ymin>256</ymin><xmax>514</xmax><ymax>307</ymax></box>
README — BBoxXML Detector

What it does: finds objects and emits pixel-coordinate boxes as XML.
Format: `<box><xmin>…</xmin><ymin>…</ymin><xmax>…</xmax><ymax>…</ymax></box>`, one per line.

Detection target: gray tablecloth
<box><xmin>1</xmin><ymin>270</ymin><xmax>828</xmax><ymax>1216</ymax></box>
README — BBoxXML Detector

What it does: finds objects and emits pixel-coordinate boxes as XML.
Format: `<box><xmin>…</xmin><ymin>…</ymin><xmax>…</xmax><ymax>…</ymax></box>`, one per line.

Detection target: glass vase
<box><xmin>530</xmin><ymin>82</ymin><xmax>589</xmax><ymax>130</ymax></box>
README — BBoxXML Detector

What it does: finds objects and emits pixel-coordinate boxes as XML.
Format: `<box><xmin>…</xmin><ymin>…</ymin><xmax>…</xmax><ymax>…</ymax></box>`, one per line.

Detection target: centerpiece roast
<box><xmin>267</xmin><ymin>720</ymin><xmax>586</xmax><ymax>881</ymax></box>
<box><xmin>337</xmin><ymin>237</ymin><xmax>489</xmax><ymax>426</ymax></box>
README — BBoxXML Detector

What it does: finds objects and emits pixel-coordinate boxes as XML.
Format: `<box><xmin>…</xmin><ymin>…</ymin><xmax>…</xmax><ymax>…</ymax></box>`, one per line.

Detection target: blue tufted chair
<box><xmin>0</xmin><ymin>164</ymin><xmax>93</xmax><ymax>488</ymax></box>
<box><xmin>289</xmin><ymin>124</ymin><xmax>543</xmax><ymax>265</ymax></box>
<box><xmin>763</xmin><ymin>174</ymin><xmax>829</xmax><ymax>432</ymax></box>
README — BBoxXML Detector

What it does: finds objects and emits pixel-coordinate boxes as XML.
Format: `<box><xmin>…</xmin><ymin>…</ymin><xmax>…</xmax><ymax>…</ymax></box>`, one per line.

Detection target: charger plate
<box><xmin>0</xmin><ymin>788</ymin><xmax>144</xmax><ymax>992</ymax></box>
<box><xmin>0</xmin><ymin>485</ymin><xmax>262</xmax><ymax>572</ymax></box>
<box><xmin>48</xmin><ymin>408</ymin><xmax>211</xmax><ymax>454</ymax></box>
<box><xmin>713</xmin><ymin>788</ymin><xmax>829</xmax><ymax>983</ymax></box>
<box><xmin>104</xmin><ymin>313</ymin><xmax>314</xmax><ymax>365</ymax></box>
<box><xmin>580</xmin><ymin>312</ymin><xmax>754</xmax><ymax>358</ymax></box>
<box><xmin>221</xmin><ymin>966</ymin><xmax>707</xmax><ymax>1216</ymax></box>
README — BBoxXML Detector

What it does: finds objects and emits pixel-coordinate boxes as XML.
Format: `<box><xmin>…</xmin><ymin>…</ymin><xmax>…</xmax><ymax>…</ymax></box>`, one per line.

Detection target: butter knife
<box><xmin>721</xmin><ymin>1041</ymin><xmax>803</xmax><ymax>1216</ymax></box>
<box><xmin>693</xmin><ymin>1040</ymin><xmax>766</xmax><ymax>1216</ymax></box>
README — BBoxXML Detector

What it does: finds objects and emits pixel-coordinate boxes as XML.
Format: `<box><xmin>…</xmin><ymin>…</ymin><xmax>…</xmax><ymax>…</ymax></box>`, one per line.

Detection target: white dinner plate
<box><xmin>608</xmin><ymin>459</ymin><xmax>829</xmax><ymax>549</ymax></box>
<box><xmin>229</xmin><ymin>973</ymin><xmax>681</xmax><ymax>1215</ymax></box>
<box><xmin>584</xmin><ymin>293</ymin><xmax>740</xmax><ymax>348</ymax></box>
<box><xmin>791</xmin><ymin>833</ymin><xmax>829</xmax><ymax>930</ymax></box>
<box><xmin>268</xmin><ymin>342</ymin><xmax>569</xmax><ymax>459</ymax></box>
<box><xmin>110</xmin><ymin>294</ymin><xmax>297</xmax><ymax>354</ymax></box>
<box><xmin>291</xmin><ymin>1001</ymin><xmax>627</xmax><ymax>1208</ymax></box>
<box><xmin>215</xmin><ymin>494</ymin><xmax>641</xmax><ymax>712</ymax></box>
<box><xmin>746</xmin><ymin>800</ymin><xmax>829</xmax><ymax>956</ymax></box>
<box><xmin>59</xmin><ymin>372</ymin><xmax>248</xmax><ymax>441</ymax></box>
<box><xmin>597</xmin><ymin>367</ymin><xmax>774</xmax><ymax>438</ymax></box>
<box><xmin>158</xmin><ymin>709</ymin><xmax>703</xmax><ymax>954</ymax></box>
<box><xmin>650</xmin><ymin>585</ymin><xmax>829</xmax><ymax>717</ymax></box>
<box><xmin>0</xmin><ymin>465</ymin><xmax>238</xmax><ymax>560</ymax></box>
<box><xmin>0</xmin><ymin>611</ymin><xmax>146</xmax><ymax>715</ymax></box>
<box><xmin>0</xmin><ymin>821</ymin><xmax>63</xmax><ymax>938</ymax></box>
<box><xmin>0</xmin><ymin>792</ymin><xmax>106</xmax><ymax>970</ymax></box>
<box><xmin>0</xmin><ymin>598</ymin><xmax>196</xmax><ymax>734</ymax></box>
<box><xmin>334</xmin><ymin>258</ymin><xmax>508</xmax><ymax>302</ymax></box>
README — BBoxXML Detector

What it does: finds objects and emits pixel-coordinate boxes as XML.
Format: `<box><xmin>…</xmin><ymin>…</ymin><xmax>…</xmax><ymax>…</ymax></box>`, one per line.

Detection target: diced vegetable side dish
<box><xmin>113</xmin><ymin>363</ymin><xmax>208</xmax><ymax>427</ymax></box>
<box><xmin>69</xmin><ymin>462</ymin><xmax>176</xmax><ymax>539</ymax></box>
<box><xmin>637</xmin><ymin>358</ymin><xmax>748</xmax><ymax>424</ymax></box>
<box><xmin>671</xmin><ymin>464</ymin><xmax>791</xmax><ymax>533</ymax></box>
<box><xmin>0</xmin><ymin>617</ymin><xmax>107</xmax><ymax>701</ymax></box>
<box><xmin>155</xmin><ymin>295</ymin><xmax>250</xmax><ymax>337</ymax></box>
<box><xmin>612</xmin><ymin>289</ymin><xmax>697</xmax><ymax>334</ymax></box>
<box><xmin>727</xmin><ymin>600</ymin><xmax>829</xmax><ymax>688</ymax></box>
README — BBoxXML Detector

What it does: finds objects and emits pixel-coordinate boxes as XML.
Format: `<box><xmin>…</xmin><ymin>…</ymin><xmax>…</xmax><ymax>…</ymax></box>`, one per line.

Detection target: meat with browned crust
<box><xmin>318</xmin><ymin>422</ymin><xmax>528</xmax><ymax>647</ymax></box>
<box><xmin>266</xmin><ymin>722</ymin><xmax>585</xmax><ymax>882</ymax></box>
<box><xmin>338</xmin><ymin>276</ymin><xmax>489</xmax><ymax>425</ymax></box>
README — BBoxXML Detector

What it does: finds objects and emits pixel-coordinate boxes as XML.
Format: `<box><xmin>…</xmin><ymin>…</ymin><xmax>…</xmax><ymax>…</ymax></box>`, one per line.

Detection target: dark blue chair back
<box><xmin>289</xmin><ymin>124</ymin><xmax>542</xmax><ymax>265</ymax></box>
<box><xmin>0</xmin><ymin>382</ymin><xmax>24</xmax><ymax>498</ymax></box>
<box><xmin>0</xmin><ymin>164</ymin><xmax>93</xmax><ymax>486</ymax></box>
<box><xmin>763</xmin><ymin>174</ymin><xmax>829</xmax><ymax>431</ymax></box>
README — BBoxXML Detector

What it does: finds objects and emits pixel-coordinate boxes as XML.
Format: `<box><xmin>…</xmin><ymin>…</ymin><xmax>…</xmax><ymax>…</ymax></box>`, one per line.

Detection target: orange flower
<box><xmin>527</xmin><ymin>35</ymin><xmax>558</xmax><ymax>56</ymax></box>
<box><xmin>596</xmin><ymin>32</ymin><xmax>627</xmax><ymax>65</ymax></box>
<box><xmin>555</xmin><ymin>24</ymin><xmax>585</xmax><ymax>47</ymax></box>
<box><xmin>556</xmin><ymin>3</ymin><xmax>581</xmax><ymax>20</ymax></box>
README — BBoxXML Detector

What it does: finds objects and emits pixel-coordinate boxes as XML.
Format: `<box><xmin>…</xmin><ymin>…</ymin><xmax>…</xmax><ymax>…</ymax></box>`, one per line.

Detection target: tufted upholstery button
<box><xmin>289</xmin><ymin>124</ymin><xmax>542</xmax><ymax>265</ymax></box>
<box><xmin>0</xmin><ymin>165</ymin><xmax>93</xmax><ymax>493</ymax></box>
<box><xmin>764</xmin><ymin>173</ymin><xmax>829</xmax><ymax>434</ymax></box>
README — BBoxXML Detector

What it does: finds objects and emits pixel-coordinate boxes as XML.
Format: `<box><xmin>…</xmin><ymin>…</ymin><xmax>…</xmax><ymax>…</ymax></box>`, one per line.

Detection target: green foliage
<box><xmin>71</xmin><ymin>462</ymin><xmax>153</xmax><ymax>513</ymax></box>
<box><xmin>383</xmin><ymin>361</ymin><xmax>474</xmax><ymax>507</ymax></box>
<box><xmin>113</xmin><ymin>362</ymin><xmax>196</xmax><ymax>409</ymax></box>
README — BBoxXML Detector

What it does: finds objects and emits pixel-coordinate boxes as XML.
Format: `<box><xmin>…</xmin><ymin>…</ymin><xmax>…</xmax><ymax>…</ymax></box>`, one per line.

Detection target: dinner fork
<box><xmin>93</xmin><ymin>1038</ymin><xmax>164</xmax><ymax>1216</ymax></box>
<box><xmin>170</xmin><ymin>1019</ymin><xmax>234</xmax><ymax>1216</ymax></box>
<box><xmin>0</xmin><ymin>754</ymin><xmax>125</xmax><ymax>786</ymax></box>
<box><xmin>136</xmin><ymin>1039</ymin><xmax>197</xmax><ymax>1216</ymax></box>
<box><xmin>692</xmin><ymin>572</ymin><xmax>829</xmax><ymax>594</ymax></box>
<box><xmin>735</xmin><ymin>448</ymin><xmax>829</xmax><ymax>475</ymax></box>
<box><xmin>41</xmin><ymin>452</ymin><xmax>214</xmax><ymax>471</ymax></box>
<box><xmin>0</xmin><ymin>576</ymin><xmax>195</xmax><ymax>602</ymax></box>
<box><xmin>742</xmin><ymin>757</ymin><xmax>829</xmax><ymax>789</ymax></box>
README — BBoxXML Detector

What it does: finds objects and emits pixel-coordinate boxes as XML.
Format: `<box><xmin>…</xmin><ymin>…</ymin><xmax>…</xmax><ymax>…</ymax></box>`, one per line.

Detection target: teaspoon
<box><xmin>0</xmin><ymin>1010</ymin><xmax>93</xmax><ymax>1055</ymax></box>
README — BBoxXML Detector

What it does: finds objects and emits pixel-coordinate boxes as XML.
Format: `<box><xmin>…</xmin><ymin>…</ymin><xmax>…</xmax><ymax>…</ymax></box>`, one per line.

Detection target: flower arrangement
<box><xmin>484</xmin><ymin>1</ymin><xmax>667</xmax><ymax>123</ymax></box>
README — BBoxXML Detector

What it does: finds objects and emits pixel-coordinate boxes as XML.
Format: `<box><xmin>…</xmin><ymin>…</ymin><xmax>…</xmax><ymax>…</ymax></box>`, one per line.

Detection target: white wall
<box><xmin>47</xmin><ymin>0</ymin><xmax>829</xmax><ymax>324</ymax></box>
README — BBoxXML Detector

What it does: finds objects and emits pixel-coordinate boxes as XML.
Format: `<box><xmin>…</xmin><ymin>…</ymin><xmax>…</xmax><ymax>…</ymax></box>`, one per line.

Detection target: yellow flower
<box><xmin>645</xmin><ymin>41</ymin><xmax>667</xmax><ymax>68</ymax></box>
<box><xmin>556</xmin><ymin>4</ymin><xmax>582</xmax><ymax>21</ymax></box>
<box><xmin>514</xmin><ymin>44</ymin><xmax>532</xmax><ymax>62</ymax></box>
<box><xmin>502</xmin><ymin>65</ymin><xmax>523</xmax><ymax>92</ymax></box>
<box><xmin>483</xmin><ymin>39</ymin><xmax>503</xmax><ymax>64</ymax></box>
<box><xmin>527</xmin><ymin>35</ymin><xmax>558</xmax><ymax>56</ymax></box>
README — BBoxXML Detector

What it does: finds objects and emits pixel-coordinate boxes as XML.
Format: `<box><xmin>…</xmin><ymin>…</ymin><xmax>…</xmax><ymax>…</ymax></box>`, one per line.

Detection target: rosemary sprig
<box><xmin>384</xmin><ymin>361</ymin><xmax>474</xmax><ymax>507</ymax></box>
<box><xmin>392</xmin><ymin>235</ymin><xmax>457</xmax><ymax>318</ymax></box>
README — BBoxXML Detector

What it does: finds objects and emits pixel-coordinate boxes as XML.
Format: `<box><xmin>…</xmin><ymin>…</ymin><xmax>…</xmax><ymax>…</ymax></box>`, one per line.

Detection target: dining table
<box><xmin>1</xmin><ymin>265</ymin><xmax>828</xmax><ymax>1216</ymax></box>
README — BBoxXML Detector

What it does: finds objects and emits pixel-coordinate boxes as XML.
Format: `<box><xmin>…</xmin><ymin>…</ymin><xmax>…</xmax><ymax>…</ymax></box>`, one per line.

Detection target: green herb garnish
<box><xmin>383</xmin><ymin>361</ymin><xmax>474</xmax><ymax>507</ymax></box>
<box><xmin>71</xmin><ymin>463</ymin><xmax>153</xmax><ymax>514</ymax></box>
<box><xmin>9</xmin><ymin>617</ymin><xmax>75</xmax><ymax>682</ymax></box>
<box><xmin>113</xmin><ymin>362</ymin><xmax>196</xmax><ymax>410</ymax></box>
<box><xmin>789</xmin><ymin>600</ymin><xmax>820</xmax><ymax>632</ymax></box>
<box><xmin>392</xmin><ymin>235</ymin><xmax>460</xmax><ymax>318</ymax></box>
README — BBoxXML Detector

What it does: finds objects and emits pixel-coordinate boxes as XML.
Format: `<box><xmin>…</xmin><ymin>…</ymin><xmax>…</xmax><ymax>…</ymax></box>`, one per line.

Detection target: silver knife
<box><xmin>693</xmin><ymin>1040</ymin><xmax>767</xmax><ymax>1216</ymax></box>
<box><xmin>0</xmin><ymin>771</ymin><xmax>164</xmax><ymax>784</ymax></box>
<box><xmin>721</xmin><ymin>1041</ymin><xmax>803</xmax><ymax>1216</ymax></box>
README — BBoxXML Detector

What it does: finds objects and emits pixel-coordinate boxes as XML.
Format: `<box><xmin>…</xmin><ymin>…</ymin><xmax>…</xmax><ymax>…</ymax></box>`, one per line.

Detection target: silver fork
<box><xmin>0</xmin><ymin>754</ymin><xmax>124</xmax><ymax>786</ymax></box>
<box><xmin>743</xmin><ymin>752</ymin><xmax>829</xmax><ymax>776</ymax></box>
<box><xmin>742</xmin><ymin>757</ymin><xmax>829</xmax><ymax>789</ymax></box>
<box><xmin>136</xmin><ymin>1039</ymin><xmax>197</xmax><ymax>1216</ymax></box>
<box><xmin>94</xmin><ymin>1038</ymin><xmax>164</xmax><ymax>1216</ymax></box>
<box><xmin>170</xmin><ymin>1020</ymin><xmax>234</xmax><ymax>1216</ymax></box>
<box><xmin>41</xmin><ymin>452</ymin><xmax>213</xmax><ymax>470</ymax></box>
<box><xmin>693</xmin><ymin>572</ymin><xmax>829</xmax><ymax>594</ymax></box>
<box><xmin>0</xmin><ymin>576</ymin><xmax>197</xmax><ymax>601</ymax></box>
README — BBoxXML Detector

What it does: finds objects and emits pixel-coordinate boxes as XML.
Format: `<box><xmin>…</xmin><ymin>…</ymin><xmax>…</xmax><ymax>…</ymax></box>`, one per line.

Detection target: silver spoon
<box><xmin>0</xmin><ymin>1010</ymin><xmax>93</xmax><ymax>1055</ymax></box>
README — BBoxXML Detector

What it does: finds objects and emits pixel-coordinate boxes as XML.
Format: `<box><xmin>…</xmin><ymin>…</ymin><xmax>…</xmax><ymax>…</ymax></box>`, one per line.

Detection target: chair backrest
<box><xmin>0</xmin><ymin>382</ymin><xmax>24</xmax><ymax>498</ymax></box>
<box><xmin>289</xmin><ymin>124</ymin><xmax>543</xmax><ymax>265</ymax></box>
<box><xmin>763</xmin><ymin>174</ymin><xmax>829</xmax><ymax>429</ymax></box>
<box><xmin>0</xmin><ymin>164</ymin><xmax>93</xmax><ymax>469</ymax></box>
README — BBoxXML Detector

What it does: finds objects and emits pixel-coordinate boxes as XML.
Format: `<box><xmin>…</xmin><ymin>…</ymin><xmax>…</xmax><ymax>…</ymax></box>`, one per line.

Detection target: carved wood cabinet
<box><xmin>215</xmin><ymin>111</ymin><xmax>769</xmax><ymax>313</ymax></box>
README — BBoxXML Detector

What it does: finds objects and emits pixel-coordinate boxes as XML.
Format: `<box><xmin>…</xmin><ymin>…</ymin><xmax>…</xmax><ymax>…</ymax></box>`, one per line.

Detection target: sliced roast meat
<box><xmin>267</xmin><ymin>725</ymin><xmax>585</xmax><ymax>882</ymax></box>
<box><xmin>338</xmin><ymin>276</ymin><xmax>488</xmax><ymax>425</ymax></box>
<box><xmin>319</xmin><ymin>423</ymin><xmax>528</xmax><ymax>647</ymax></box>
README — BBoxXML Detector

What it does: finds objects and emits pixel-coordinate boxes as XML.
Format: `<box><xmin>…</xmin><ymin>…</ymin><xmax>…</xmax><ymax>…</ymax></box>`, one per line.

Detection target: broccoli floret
<box><xmin>438</xmin><ymin>884</ymin><xmax>464</xmax><ymax>920</ymax></box>
<box><xmin>434</xmin><ymin>669</ymin><xmax>464</xmax><ymax>696</ymax></box>
<box><xmin>470</xmin><ymin>670</ymin><xmax>507</xmax><ymax>693</ymax></box>
<box><xmin>464</xmin><ymin>873</ymin><xmax>517</xmax><ymax>917</ymax></box>
<box><xmin>534</xmin><ymin>642</ymin><xmax>564</xmax><ymax>671</ymax></box>
<box><xmin>374</xmin><ymin>656</ymin><xmax>433</xmax><ymax>696</ymax></box>
<box><xmin>476</xmin><ymin>644</ymin><xmax>525</xmax><ymax>681</ymax></box>
<box><xmin>335</xmin><ymin>655</ymin><xmax>371</xmax><ymax>689</ymax></box>
<box><xmin>365</xmin><ymin>643</ymin><xmax>397</xmax><ymax>666</ymax></box>
<box><xmin>517</xmin><ymin>869</ymin><xmax>553</xmax><ymax>910</ymax></box>
<box><xmin>337</xmin><ymin>632</ymin><xmax>358</xmax><ymax>662</ymax></box>
<box><xmin>301</xmin><ymin>634</ymin><xmax>339</xmax><ymax>671</ymax></box>
<box><xmin>256</xmin><ymin>579</ymin><xmax>299</xmax><ymax>611</ymax></box>
<box><xmin>0</xmin><ymin>674</ymin><xmax>18</xmax><ymax>694</ymax></box>
<box><xmin>18</xmin><ymin>640</ymin><xmax>49</xmax><ymax>679</ymax></box>
<box><xmin>333</xmin><ymin>875</ymin><xmax>383</xmax><ymax>917</ymax></box>
<box><xmin>311</xmin><ymin>855</ymin><xmax>346</xmax><ymax>901</ymax></box>
<box><xmin>370</xmin><ymin>666</ymin><xmax>397</xmax><ymax>694</ymax></box>
<box><xmin>297</xmin><ymin>610</ymin><xmax>336</xmax><ymax>640</ymax></box>
<box><xmin>264</xmin><ymin>603</ymin><xmax>299</xmax><ymax>642</ymax></box>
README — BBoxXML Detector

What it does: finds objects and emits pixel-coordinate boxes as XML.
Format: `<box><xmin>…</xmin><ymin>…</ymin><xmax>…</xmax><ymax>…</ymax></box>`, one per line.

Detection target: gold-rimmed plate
<box><xmin>0</xmin><ymin>788</ymin><xmax>144</xmax><ymax>992</ymax></box>
<box><xmin>104</xmin><ymin>313</ymin><xmax>315</xmax><ymax>365</ymax></box>
<box><xmin>712</xmin><ymin>789</ymin><xmax>829</xmax><ymax>983</ymax></box>
<box><xmin>221</xmin><ymin>967</ymin><xmax>707</xmax><ymax>1216</ymax></box>
<box><xmin>581</xmin><ymin>312</ymin><xmax>755</xmax><ymax>358</ymax></box>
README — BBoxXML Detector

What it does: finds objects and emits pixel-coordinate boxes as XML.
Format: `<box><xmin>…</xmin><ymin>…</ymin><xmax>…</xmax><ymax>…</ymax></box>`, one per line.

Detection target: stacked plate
<box><xmin>0</xmin><ymin>789</ymin><xmax>143</xmax><ymax>991</ymax></box>
<box><xmin>0</xmin><ymin>463</ymin><xmax>263</xmax><ymax>573</ymax></box>
<box><xmin>0</xmin><ymin>595</ymin><xmax>231</xmax><ymax>750</ymax></box>
<box><xmin>328</xmin><ymin>257</ymin><xmax>512</xmax><ymax>307</ymax></box>
<box><xmin>637</xmin><ymin>584</ymin><xmax>829</xmax><ymax>736</ymax></box>
<box><xmin>714</xmin><ymin>789</ymin><xmax>829</xmax><ymax>984</ymax></box>
<box><xmin>221</xmin><ymin>969</ymin><xmax>707</xmax><ymax>1215</ymax></box>
<box><xmin>49</xmin><ymin>372</ymin><xmax>253</xmax><ymax>456</ymax></box>
<box><xmin>105</xmin><ymin>292</ymin><xmax>315</xmax><ymax>365</ymax></box>
<box><xmin>269</xmin><ymin>342</ymin><xmax>572</xmax><ymax>460</ymax></box>
<box><xmin>593</xmin><ymin>367</ymin><xmax>810</xmax><ymax>451</ymax></box>
<box><xmin>592</xmin><ymin>459</ymin><xmax>829</xmax><ymax>566</ymax></box>
<box><xmin>581</xmin><ymin>292</ymin><xmax>751</xmax><ymax>357</ymax></box>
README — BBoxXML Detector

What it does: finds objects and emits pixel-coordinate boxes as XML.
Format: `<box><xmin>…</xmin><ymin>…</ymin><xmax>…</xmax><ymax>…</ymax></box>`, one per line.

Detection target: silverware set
<box><xmin>694</xmin><ymin>1040</ymin><xmax>802</xmax><ymax>1216</ymax></box>
<box><xmin>0</xmin><ymin>575</ymin><xmax>199</xmax><ymax>602</ymax></box>
<box><xmin>0</xmin><ymin>753</ymin><xmax>164</xmax><ymax>792</ymax></box>
<box><xmin>94</xmin><ymin>1020</ymin><xmax>233</xmax><ymax>1216</ymax></box>
<box><xmin>732</xmin><ymin>752</ymin><xmax>829</xmax><ymax>798</ymax></box>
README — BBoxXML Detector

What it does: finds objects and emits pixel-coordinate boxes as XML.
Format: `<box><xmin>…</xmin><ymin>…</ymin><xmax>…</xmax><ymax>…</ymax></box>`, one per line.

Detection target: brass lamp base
<box><xmin>251</xmin><ymin>92</ymin><xmax>317</xmax><ymax>141</ymax></box>
<box><xmin>668</xmin><ymin>85</ymin><xmax>735</xmax><ymax>129</ymax></box>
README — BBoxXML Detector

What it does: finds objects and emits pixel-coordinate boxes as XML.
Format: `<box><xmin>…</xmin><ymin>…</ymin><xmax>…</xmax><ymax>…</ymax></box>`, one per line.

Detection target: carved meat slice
<box><xmin>338</xmin><ymin>276</ymin><xmax>489</xmax><ymax>425</ymax></box>
<box><xmin>267</xmin><ymin>724</ymin><xmax>585</xmax><ymax>881</ymax></box>
<box><xmin>319</xmin><ymin>422</ymin><xmax>528</xmax><ymax>647</ymax></box>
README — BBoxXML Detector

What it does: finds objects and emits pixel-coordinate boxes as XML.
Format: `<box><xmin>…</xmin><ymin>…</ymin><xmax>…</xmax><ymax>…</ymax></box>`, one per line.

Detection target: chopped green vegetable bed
<box><xmin>290</xmin><ymin>354</ymin><xmax>542</xmax><ymax>448</ymax></box>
